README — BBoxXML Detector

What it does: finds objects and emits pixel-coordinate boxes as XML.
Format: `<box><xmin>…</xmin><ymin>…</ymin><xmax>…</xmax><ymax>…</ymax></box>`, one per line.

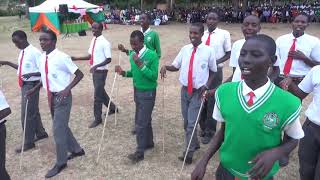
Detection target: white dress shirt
<box><xmin>0</xmin><ymin>90</ymin><xmax>9</xmax><ymax>124</ymax></box>
<box><xmin>172</xmin><ymin>43</ymin><xmax>217</xmax><ymax>89</ymax></box>
<box><xmin>17</xmin><ymin>44</ymin><xmax>41</xmax><ymax>82</ymax></box>
<box><xmin>230</xmin><ymin>38</ymin><xmax>280</xmax><ymax>82</ymax></box>
<box><xmin>213</xmin><ymin>80</ymin><xmax>304</xmax><ymax>139</ymax></box>
<box><xmin>202</xmin><ymin>28</ymin><xmax>232</xmax><ymax>67</ymax></box>
<box><xmin>298</xmin><ymin>65</ymin><xmax>320</xmax><ymax>125</ymax></box>
<box><xmin>88</xmin><ymin>35</ymin><xmax>111</xmax><ymax>70</ymax></box>
<box><xmin>276</xmin><ymin>33</ymin><xmax>320</xmax><ymax>76</ymax></box>
<box><xmin>141</xmin><ymin>27</ymin><xmax>151</xmax><ymax>35</ymax></box>
<box><xmin>38</xmin><ymin>49</ymin><xmax>78</xmax><ymax>93</ymax></box>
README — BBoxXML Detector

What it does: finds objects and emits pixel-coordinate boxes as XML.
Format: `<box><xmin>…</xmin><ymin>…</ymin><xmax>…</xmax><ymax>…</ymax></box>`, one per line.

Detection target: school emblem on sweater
<box><xmin>147</xmin><ymin>36</ymin><xmax>152</xmax><ymax>42</ymax></box>
<box><xmin>263</xmin><ymin>112</ymin><xmax>279</xmax><ymax>129</ymax></box>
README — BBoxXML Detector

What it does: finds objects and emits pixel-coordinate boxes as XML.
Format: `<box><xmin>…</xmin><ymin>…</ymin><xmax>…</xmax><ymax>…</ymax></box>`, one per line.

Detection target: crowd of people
<box><xmin>177</xmin><ymin>2</ymin><xmax>320</xmax><ymax>24</ymax></box>
<box><xmin>101</xmin><ymin>2</ymin><xmax>320</xmax><ymax>26</ymax></box>
<box><xmin>0</xmin><ymin>4</ymin><xmax>320</xmax><ymax>180</ymax></box>
<box><xmin>104</xmin><ymin>7</ymin><xmax>171</xmax><ymax>25</ymax></box>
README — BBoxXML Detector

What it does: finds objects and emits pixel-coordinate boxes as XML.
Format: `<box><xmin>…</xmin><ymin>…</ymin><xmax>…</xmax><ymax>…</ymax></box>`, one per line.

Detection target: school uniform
<box><xmin>38</xmin><ymin>49</ymin><xmax>83</xmax><ymax>166</ymax></box>
<box><xmin>275</xmin><ymin>33</ymin><xmax>320</xmax><ymax>85</ymax></box>
<box><xmin>213</xmin><ymin>79</ymin><xmax>304</xmax><ymax>180</ymax></box>
<box><xmin>141</xmin><ymin>28</ymin><xmax>161</xmax><ymax>58</ymax></box>
<box><xmin>200</xmin><ymin>28</ymin><xmax>231</xmax><ymax>141</ymax></box>
<box><xmin>297</xmin><ymin>65</ymin><xmax>320</xmax><ymax>180</ymax></box>
<box><xmin>88</xmin><ymin>35</ymin><xmax>116</xmax><ymax>123</ymax></box>
<box><xmin>0</xmin><ymin>91</ymin><xmax>10</xmax><ymax>180</ymax></box>
<box><xmin>17</xmin><ymin>45</ymin><xmax>47</xmax><ymax>147</ymax></box>
<box><xmin>122</xmin><ymin>46</ymin><xmax>159</xmax><ymax>156</ymax></box>
<box><xmin>172</xmin><ymin>43</ymin><xmax>217</xmax><ymax>158</ymax></box>
<box><xmin>230</xmin><ymin>38</ymin><xmax>281</xmax><ymax>82</ymax></box>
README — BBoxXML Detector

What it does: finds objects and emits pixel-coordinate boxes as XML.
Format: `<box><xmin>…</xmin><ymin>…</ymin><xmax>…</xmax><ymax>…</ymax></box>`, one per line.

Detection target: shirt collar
<box><xmin>47</xmin><ymin>49</ymin><xmax>58</xmax><ymax>59</ymax></box>
<box><xmin>242</xmin><ymin>79</ymin><xmax>271</xmax><ymax>99</ymax></box>
<box><xmin>188</xmin><ymin>43</ymin><xmax>204</xmax><ymax>50</ymax></box>
<box><xmin>141</xmin><ymin>27</ymin><xmax>151</xmax><ymax>35</ymax></box>
<box><xmin>290</xmin><ymin>32</ymin><xmax>306</xmax><ymax>40</ymax></box>
<box><xmin>95</xmin><ymin>35</ymin><xmax>103</xmax><ymax>40</ymax></box>
<box><xmin>205</xmin><ymin>27</ymin><xmax>219</xmax><ymax>34</ymax></box>
<box><xmin>22</xmin><ymin>44</ymin><xmax>32</xmax><ymax>52</ymax></box>
<box><xmin>136</xmin><ymin>46</ymin><xmax>147</xmax><ymax>57</ymax></box>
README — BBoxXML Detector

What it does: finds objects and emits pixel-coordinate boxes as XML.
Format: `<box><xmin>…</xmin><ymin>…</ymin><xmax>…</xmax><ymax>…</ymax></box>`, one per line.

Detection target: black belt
<box><xmin>182</xmin><ymin>86</ymin><xmax>200</xmax><ymax>92</ymax></box>
<box><xmin>94</xmin><ymin>70</ymin><xmax>108</xmax><ymax>73</ymax></box>
<box><xmin>23</xmin><ymin>80</ymin><xmax>40</xmax><ymax>85</ymax></box>
<box><xmin>306</xmin><ymin>118</ymin><xmax>320</xmax><ymax>128</ymax></box>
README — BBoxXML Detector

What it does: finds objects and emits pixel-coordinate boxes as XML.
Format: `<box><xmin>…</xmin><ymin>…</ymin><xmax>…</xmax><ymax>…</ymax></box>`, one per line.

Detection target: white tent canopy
<box><xmin>29</xmin><ymin>0</ymin><xmax>100</xmax><ymax>13</ymax></box>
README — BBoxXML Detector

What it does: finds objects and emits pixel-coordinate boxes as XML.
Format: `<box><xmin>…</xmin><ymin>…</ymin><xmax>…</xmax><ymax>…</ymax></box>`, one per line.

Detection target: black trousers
<box><xmin>93</xmin><ymin>71</ymin><xmax>116</xmax><ymax>122</ymax></box>
<box><xmin>199</xmin><ymin>67</ymin><xmax>223</xmax><ymax>137</ymax></box>
<box><xmin>0</xmin><ymin>123</ymin><xmax>10</xmax><ymax>180</ymax></box>
<box><xmin>134</xmin><ymin>89</ymin><xmax>156</xmax><ymax>154</ymax></box>
<box><xmin>299</xmin><ymin>118</ymin><xmax>320</xmax><ymax>180</ymax></box>
<box><xmin>21</xmin><ymin>81</ymin><xmax>47</xmax><ymax>145</ymax></box>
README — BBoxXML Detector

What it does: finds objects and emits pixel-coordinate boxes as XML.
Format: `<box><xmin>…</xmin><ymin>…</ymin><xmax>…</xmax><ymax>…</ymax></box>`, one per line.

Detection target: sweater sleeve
<box><xmin>125</xmin><ymin>70</ymin><xmax>133</xmax><ymax>78</ymax></box>
<box><xmin>154</xmin><ymin>33</ymin><xmax>161</xmax><ymax>58</ymax></box>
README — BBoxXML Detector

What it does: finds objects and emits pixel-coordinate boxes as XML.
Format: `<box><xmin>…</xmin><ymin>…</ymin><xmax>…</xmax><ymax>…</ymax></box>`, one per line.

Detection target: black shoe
<box><xmin>199</xmin><ymin>130</ymin><xmax>205</xmax><ymax>137</ymax></box>
<box><xmin>45</xmin><ymin>164</ymin><xmax>67</xmax><ymax>178</ymax></box>
<box><xmin>178</xmin><ymin>155</ymin><xmax>192</xmax><ymax>165</ymax></box>
<box><xmin>131</xmin><ymin>128</ymin><xmax>136</xmax><ymax>135</ymax></box>
<box><xmin>108</xmin><ymin>109</ymin><xmax>119</xmax><ymax>115</ymax></box>
<box><xmin>88</xmin><ymin>120</ymin><xmax>102</xmax><ymax>128</ymax></box>
<box><xmin>201</xmin><ymin>135</ymin><xmax>212</xmax><ymax>144</ymax></box>
<box><xmin>279</xmin><ymin>156</ymin><xmax>289</xmax><ymax>167</ymax></box>
<box><xmin>145</xmin><ymin>144</ymin><xmax>154</xmax><ymax>151</ymax></box>
<box><xmin>34</xmin><ymin>132</ymin><xmax>49</xmax><ymax>142</ymax></box>
<box><xmin>15</xmin><ymin>143</ymin><xmax>35</xmax><ymax>153</ymax></box>
<box><xmin>68</xmin><ymin>149</ymin><xmax>85</xmax><ymax>160</ymax></box>
<box><xmin>127</xmin><ymin>152</ymin><xmax>144</xmax><ymax>163</ymax></box>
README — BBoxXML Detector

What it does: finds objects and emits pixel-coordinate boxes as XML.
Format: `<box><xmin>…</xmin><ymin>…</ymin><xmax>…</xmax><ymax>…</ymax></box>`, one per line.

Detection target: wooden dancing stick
<box><xmin>114</xmin><ymin>52</ymin><xmax>121</xmax><ymax>126</ymax></box>
<box><xmin>19</xmin><ymin>99</ymin><xmax>29</xmax><ymax>170</ymax></box>
<box><xmin>180</xmin><ymin>98</ymin><xmax>205</xmax><ymax>175</ymax></box>
<box><xmin>96</xmin><ymin>69</ymin><xmax>118</xmax><ymax>163</ymax></box>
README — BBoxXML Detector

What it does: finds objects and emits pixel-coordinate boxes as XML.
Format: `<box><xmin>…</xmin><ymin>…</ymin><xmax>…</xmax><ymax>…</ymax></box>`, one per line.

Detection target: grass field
<box><xmin>1</xmin><ymin>16</ymin><xmax>320</xmax><ymax>180</ymax></box>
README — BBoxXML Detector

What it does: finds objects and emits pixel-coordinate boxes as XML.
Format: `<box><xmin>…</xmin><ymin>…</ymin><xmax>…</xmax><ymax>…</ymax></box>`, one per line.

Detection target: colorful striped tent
<box><xmin>29</xmin><ymin>0</ymin><xmax>104</xmax><ymax>35</ymax></box>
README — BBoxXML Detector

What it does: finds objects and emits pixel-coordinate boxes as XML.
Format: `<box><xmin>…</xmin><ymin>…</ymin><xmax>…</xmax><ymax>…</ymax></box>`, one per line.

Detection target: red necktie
<box><xmin>187</xmin><ymin>47</ymin><xmax>197</xmax><ymax>95</ymax></box>
<box><xmin>283</xmin><ymin>38</ymin><xmax>297</xmax><ymax>76</ymax></box>
<box><xmin>205</xmin><ymin>32</ymin><xmax>211</xmax><ymax>46</ymax></box>
<box><xmin>247</xmin><ymin>91</ymin><xmax>255</xmax><ymax>107</ymax></box>
<box><xmin>89</xmin><ymin>38</ymin><xmax>97</xmax><ymax>65</ymax></box>
<box><xmin>45</xmin><ymin>56</ymin><xmax>51</xmax><ymax>107</ymax></box>
<box><xmin>18</xmin><ymin>50</ymin><xmax>24</xmax><ymax>87</ymax></box>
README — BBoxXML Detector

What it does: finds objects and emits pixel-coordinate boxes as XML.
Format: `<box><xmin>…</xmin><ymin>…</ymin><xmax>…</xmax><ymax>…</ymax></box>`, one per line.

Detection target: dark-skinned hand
<box><xmin>191</xmin><ymin>159</ymin><xmax>208</xmax><ymax>180</ymax></box>
<box><xmin>160</xmin><ymin>66</ymin><xmax>167</xmax><ymax>79</ymax></box>
<box><xmin>279</xmin><ymin>77</ymin><xmax>293</xmax><ymax>91</ymax></box>
<box><xmin>90</xmin><ymin>65</ymin><xmax>97</xmax><ymax>73</ymax></box>
<box><xmin>56</xmin><ymin>88</ymin><xmax>71</xmax><ymax>102</ymax></box>
<box><xmin>115</xmin><ymin>65</ymin><xmax>124</xmax><ymax>75</ymax></box>
<box><xmin>132</xmin><ymin>54</ymin><xmax>143</xmax><ymax>67</ymax></box>
<box><xmin>248</xmin><ymin>148</ymin><xmax>280</xmax><ymax>180</ymax></box>
<box><xmin>288</xmin><ymin>50</ymin><xmax>308</xmax><ymax>61</ymax></box>
<box><xmin>118</xmin><ymin>44</ymin><xmax>125</xmax><ymax>52</ymax></box>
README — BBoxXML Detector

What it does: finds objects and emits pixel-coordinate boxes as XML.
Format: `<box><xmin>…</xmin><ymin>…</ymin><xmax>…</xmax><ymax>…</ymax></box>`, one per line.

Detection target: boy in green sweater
<box><xmin>118</xmin><ymin>13</ymin><xmax>161</xmax><ymax>58</ymax></box>
<box><xmin>115</xmin><ymin>30</ymin><xmax>159</xmax><ymax>163</ymax></box>
<box><xmin>191</xmin><ymin>34</ymin><xmax>304</xmax><ymax>180</ymax></box>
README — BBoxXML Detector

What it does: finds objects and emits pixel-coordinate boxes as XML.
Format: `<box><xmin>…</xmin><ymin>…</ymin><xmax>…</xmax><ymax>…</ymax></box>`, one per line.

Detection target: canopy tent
<box><xmin>29</xmin><ymin>0</ymin><xmax>104</xmax><ymax>35</ymax></box>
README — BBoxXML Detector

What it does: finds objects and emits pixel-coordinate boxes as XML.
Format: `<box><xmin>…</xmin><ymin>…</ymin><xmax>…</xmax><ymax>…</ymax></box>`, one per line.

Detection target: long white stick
<box><xmin>114</xmin><ymin>52</ymin><xmax>121</xmax><ymax>126</ymax></box>
<box><xmin>180</xmin><ymin>99</ymin><xmax>205</xmax><ymax>175</ymax></box>
<box><xmin>19</xmin><ymin>98</ymin><xmax>29</xmax><ymax>170</ymax></box>
<box><xmin>96</xmin><ymin>71</ymin><xmax>118</xmax><ymax>163</ymax></box>
<box><xmin>161</xmin><ymin>79</ymin><xmax>165</xmax><ymax>156</ymax></box>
